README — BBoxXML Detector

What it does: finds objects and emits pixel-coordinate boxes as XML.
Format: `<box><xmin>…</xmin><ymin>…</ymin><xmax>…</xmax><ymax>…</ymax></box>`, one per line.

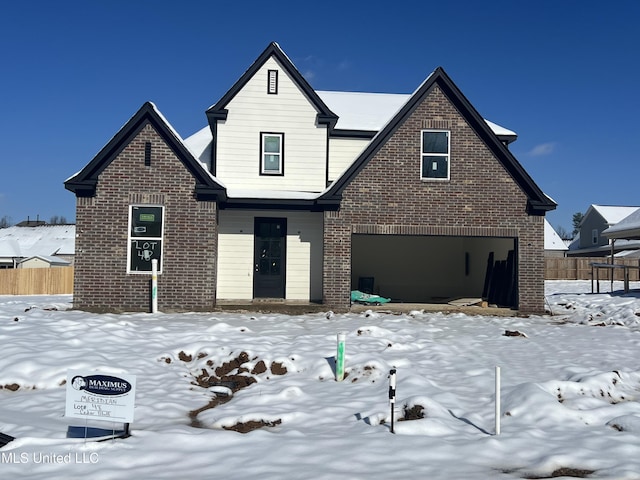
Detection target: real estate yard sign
<box><xmin>65</xmin><ymin>370</ymin><xmax>136</xmax><ymax>423</ymax></box>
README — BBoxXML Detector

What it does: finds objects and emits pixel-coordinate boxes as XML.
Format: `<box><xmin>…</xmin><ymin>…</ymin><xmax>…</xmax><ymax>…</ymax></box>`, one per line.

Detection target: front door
<box><xmin>254</xmin><ymin>217</ymin><xmax>286</xmax><ymax>298</ymax></box>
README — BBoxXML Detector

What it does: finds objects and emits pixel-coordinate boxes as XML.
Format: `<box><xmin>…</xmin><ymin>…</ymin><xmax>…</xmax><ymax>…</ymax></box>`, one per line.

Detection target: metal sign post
<box><xmin>389</xmin><ymin>368</ymin><xmax>396</xmax><ymax>434</ymax></box>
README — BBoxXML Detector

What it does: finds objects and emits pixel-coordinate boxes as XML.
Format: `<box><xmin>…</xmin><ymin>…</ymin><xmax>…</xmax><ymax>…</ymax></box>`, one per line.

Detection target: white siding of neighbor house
<box><xmin>328</xmin><ymin>137</ymin><xmax>370</xmax><ymax>182</ymax></box>
<box><xmin>19</xmin><ymin>257</ymin><xmax>51</xmax><ymax>269</ymax></box>
<box><xmin>217</xmin><ymin>210</ymin><xmax>323</xmax><ymax>301</ymax></box>
<box><xmin>216</xmin><ymin>57</ymin><xmax>328</xmax><ymax>192</ymax></box>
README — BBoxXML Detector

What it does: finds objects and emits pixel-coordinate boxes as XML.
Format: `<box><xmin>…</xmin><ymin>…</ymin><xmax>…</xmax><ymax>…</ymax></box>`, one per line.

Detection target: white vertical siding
<box><xmin>217</xmin><ymin>210</ymin><xmax>323</xmax><ymax>301</ymax></box>
<box><xmin>216</xmin><ymin>57</ymin><xmax>328</xmax><ymax>192</ymax></box>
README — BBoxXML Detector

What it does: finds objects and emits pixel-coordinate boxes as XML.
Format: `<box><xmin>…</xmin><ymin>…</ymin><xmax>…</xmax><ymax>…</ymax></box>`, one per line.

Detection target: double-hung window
<box><xmin>261</xmin><ymin>132</ymin><xmax>284</xmax><ymax>175</ymax></box>
<box><xmin>128</xmin><ymin>205</ymin><xmax>163</xmax><ymax>273</ymax></box>
<box><xmin>421</xmin><ymin>130</ymin><xmax>450</xmax><ymax>180</ymax></box>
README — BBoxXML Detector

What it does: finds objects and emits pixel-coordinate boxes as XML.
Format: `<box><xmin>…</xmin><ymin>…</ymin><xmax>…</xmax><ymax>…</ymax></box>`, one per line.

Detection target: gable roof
<box><xmin>205</xmin><ymin>42</ymin><xmax>338</xmax><ymax>129</ymax></box>
<box><xmin>18</xmin><ymin>255</ymin><xmax>71</xmax><ymax>266</ymax></box>
<box><xmin>0</xmin><ymin>225</ymin><xmax>75</xmax><ymax>259</ymax></box>
<box><xmin>544</xmin><ymin>219</ymin><xmax>568</xmax><ymax>251</ymax></box>
<box><xmin>584</xmin><ymin>204</ymin><xmax>640</xmax><ymax>226</ymax></box>
<box><xmin>65</xmin><ymin>102</ymin><xmax>227</xmax><ymax>201</ymax></box>
<box><xmin>317</xmin><ymin>90</ymin><xmax>517</xmax><ymax>143</ymax></box>
<box><xmin>602</xmin><ymin>208</ymin><xmax>640</xmax><ymax>239</ymax></box>
<box><xmin>318</xmin><ymin>67</ymin><xmax>556</xmax><ymax>215</ymax></box>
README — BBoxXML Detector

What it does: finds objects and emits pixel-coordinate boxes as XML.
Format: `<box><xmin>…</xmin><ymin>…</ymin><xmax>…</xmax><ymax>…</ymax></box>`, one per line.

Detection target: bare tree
<box><xmin>0</xmin><ymin>215</ymin><xmax>12</xmax><ymax>228</ymax></box>
<box><xmin>555</xmin><ymin>225</ymin><xmax>572</xmax><ymax>240</ymax></box>
<box><xmin>49</xmin><ymin>215</ymin><xmax>68</xmax><ymax>225</ymax></box>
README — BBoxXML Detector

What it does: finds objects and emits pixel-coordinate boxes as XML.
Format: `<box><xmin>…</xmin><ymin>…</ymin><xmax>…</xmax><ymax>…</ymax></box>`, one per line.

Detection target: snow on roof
<box><xmin>183</xmin><ymin>125</ymin><xmax>212</xmax><ymax>162</ymax></box>
<box><xmin>185</xmin><ymin>90</ymin><xmax>517</xmax><ymax>152</ymax></box>
<box><xmin>591</xmin><ymin>205</ymin><xmax>640</xmax><ymax>225</ymax></box>
<box><xmin>0</xmin><ymin>225</ymin><xmax>75</xmax><ymax>258</ymax></box>
<box><xmin>603</xmin><ymin>208</ymin><xmax>640</xmax><ymax>237</ymax></box>
<box><xmin>544</xmin><ymin>219</ymin><xmax>568</xmax><ymax>251</ymax></box>
<box><xmin>316</xmin><ymin>90</ymin><xmax>516</xmax><ymax>136</ymax></box>
<box><xmin>317</xmin><ymin>91</ymin><xmax>409</xmax><ymax>131</ymax></box>
<box><xmin>18</xmin><ymin>255</ymin><xmax>71</xmax><ymax>265</ymax></box>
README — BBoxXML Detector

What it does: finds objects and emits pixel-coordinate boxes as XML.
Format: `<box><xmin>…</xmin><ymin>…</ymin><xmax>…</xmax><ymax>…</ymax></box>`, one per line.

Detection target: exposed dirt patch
<box><xmin>3</xmin><ymin>383</ymin><xmax>20</xmax><ymax>391</ymax></box>
<box><xmin>178</xmin><ymin>351</ymin><xmax>192</xmax><ymax>362</ymax></box>
<box><xmin>524</xmin><ymin>467</ymin><xmax>595</xmax><ymax>478</ymax></box>
<box><xmin>270</xmin><ymin>362</ymin><xmax>287</xmax><ymax>375</ymax></box>
<box><xmin>251</xmin><ymin>360</ymin><xmax>267</xmax><ymax>375</ymax></box>
<box><xmin>400</xmin><ymin>404</ymin><xmax>425</xmax><ymax>421</ymax></box>
<box><xmin>215</xmin><ymin>351</ymin><xmax>251</xmax><ymax>377</ymax></box>
<box><xmin>223</xmin><ymin>418</ymin><xmax>282</xmax><ymax>433</ymax></box>
<box><xmin>504</xmin><ymin>330</ymin><xmax>527</xmax><ymax>337</ymax></box>
<box><xmin>188</xmin><ymin>396</ymin><xmax>233</xmax><ymax>428</ymax></box>
<box><xmin>181</xmin><ymin>351</ymin><xmax>288</xmax><ymax>430</ymax></box>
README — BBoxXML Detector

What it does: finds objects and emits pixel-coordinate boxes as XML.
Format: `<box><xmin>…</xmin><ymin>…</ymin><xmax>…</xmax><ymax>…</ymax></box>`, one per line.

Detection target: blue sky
<box><xmin>1</xmin><ymin>1</ymin><xmax>638</xmax><ymax>235</ymax></box>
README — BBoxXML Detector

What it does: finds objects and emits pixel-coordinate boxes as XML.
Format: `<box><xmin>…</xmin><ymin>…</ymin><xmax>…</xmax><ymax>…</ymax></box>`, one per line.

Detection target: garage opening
<box><xmin>351</xmin><ymin>234</ymin><xmax>517</xmax><ymax>308</ymax></box>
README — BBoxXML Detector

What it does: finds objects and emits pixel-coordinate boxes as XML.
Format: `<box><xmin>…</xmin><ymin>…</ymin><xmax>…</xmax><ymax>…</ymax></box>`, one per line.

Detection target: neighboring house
<box><xmin>544</xmin><ymin>220</ymin><xmax>568</xmax><ymax>258</ymax></box>
<box><xmin>18</xmin><ymin>255</ymin><xmax>72</xmax><ymax>269</ymax></box>
<box><xmin>602</xmin><ymin>208</ymin><xmax>640</xmax><ymax>258</ymax></box>
<box><xmin>0</xmin><ymin>224</ymin><xmax>75</xmax><ymax>268</ymax></box>
<box><xmin>567</xmin><ymin>205</ymin><xmax>640</xmax><ymax>257</ymax></box>
<box><xmin>65</xmin><ymin>42</ymin><xmax>555</xmax><ymax>313</ymax></box>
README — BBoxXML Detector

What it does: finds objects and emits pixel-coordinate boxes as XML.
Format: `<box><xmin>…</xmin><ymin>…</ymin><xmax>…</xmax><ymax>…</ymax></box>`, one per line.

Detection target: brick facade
<box><xmin>323</xmin><ymin>85</ymin><xmax>546</xmax><ymax>313</ymax></box>
<box><xmin>73</xmin><ymin>123</ymin><xmax>218</xmax><ymax>312</ymax></box>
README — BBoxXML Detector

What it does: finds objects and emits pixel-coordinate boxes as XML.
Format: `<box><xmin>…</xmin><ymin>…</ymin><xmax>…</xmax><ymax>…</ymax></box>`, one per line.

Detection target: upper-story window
<box><xmin>592</xmin><ymin>229</ymin><xmax>599</xmax><ymax>245</ymax></box>
<box><xmin>267</xmin><ymin>69</ymin><xmax>278</xmax><ymax>94</ymax></box>
<box><xmin>421</xmin><ymin>130</ymin><xmax>450</xmax><ymax>180</ymax></box>
<box><xmin>261</xmin><ymin>132</ymin><xmax>284</xmax><ymax>175</ymax></box>
<box><xmin>128</xmin><ymin>205</ymin><xmax>163</xmax><ymax>274</ymax></box>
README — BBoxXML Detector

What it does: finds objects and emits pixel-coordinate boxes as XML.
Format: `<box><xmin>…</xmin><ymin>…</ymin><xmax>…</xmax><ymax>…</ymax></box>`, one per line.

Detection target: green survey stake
<box><xmin>336</xmin><ymin>332</ymin><xmax>346</xmax><ymax>381</ymax></box>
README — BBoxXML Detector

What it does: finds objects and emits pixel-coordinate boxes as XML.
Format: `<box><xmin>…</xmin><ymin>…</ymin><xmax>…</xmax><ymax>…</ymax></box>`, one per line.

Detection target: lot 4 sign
<box><xmin>65</xmin><ymin>371</ymin><xmax>136</xmax><ymax>423</ymax></box>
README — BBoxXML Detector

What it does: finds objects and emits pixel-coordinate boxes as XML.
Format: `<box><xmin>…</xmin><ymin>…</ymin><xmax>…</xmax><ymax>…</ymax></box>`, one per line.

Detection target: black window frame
<box><xmin>260</xmin><ymin>132</ymin><xmax>284</xmax><ymax>176</ymax></box>
<box><xmin>421</xmin><ymin>130</ymin><xmax>450</xmax><ymax>181</ymax></box>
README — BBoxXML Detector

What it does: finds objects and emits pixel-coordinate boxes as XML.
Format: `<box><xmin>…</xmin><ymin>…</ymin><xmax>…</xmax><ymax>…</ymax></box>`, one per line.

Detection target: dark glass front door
<box><xmin>253</xmin><ymin>218</ymin><xmax>286</xmax><ymax>298</ymax></box>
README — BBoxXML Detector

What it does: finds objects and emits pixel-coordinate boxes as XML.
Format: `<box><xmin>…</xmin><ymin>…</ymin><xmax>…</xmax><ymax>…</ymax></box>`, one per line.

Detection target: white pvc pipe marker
<box><xmin>336</xmin><ymin>333</ymin><xmax>346</xmax><ymax>381</ymax></box>
<box><xmin>495</xmin><ymin>365</ymin><xmax>501</xmax><ymax>435</ymax></box>
<box><xmin>151</xmin><ymin>259</ymin><xmax>158</xmax><ymax>314</ymax></box>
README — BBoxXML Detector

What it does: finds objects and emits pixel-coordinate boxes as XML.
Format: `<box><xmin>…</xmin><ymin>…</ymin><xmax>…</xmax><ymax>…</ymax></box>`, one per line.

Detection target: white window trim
<box><xmin>127</xmin><ymin>205</ymin><xmax>164</xmax><ymax>274</ymax></box>
<box><xmin>420</xmin><ymin>129</ymin><xmax>450</xmax><ymax>181</ymax></box>
<box><xmin>260</xmin><ymin>132</ymin><xmax>284</xmax><ymax>175</ymax></box>
<box><xmin>267</xmin><ymin>69</ymin><xmax>278</xmax><ymax>94</ymax></box>
<box><xmin>592</xmin><ymin>228</ymin><xmax>599</xmax><ymax>245</ymax></box>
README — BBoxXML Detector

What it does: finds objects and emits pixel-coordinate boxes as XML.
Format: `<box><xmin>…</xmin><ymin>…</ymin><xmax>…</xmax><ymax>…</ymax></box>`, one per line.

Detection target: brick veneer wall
<box><xmin>73</xmin><ymin>123</ymin><xmax>217</xmax><ymax>312</ymax></box>
<box><xmin>323</xmin><ymin>85</ymin><xmax>545</xmax><ymax>313</ymax></box>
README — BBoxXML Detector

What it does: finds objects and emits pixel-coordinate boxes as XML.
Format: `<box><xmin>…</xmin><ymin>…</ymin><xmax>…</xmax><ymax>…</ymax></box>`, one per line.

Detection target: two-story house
<box><xmin>567</xmin><ymin>205</ymin><xmax>640</xmax><ymax>257</ymax></box>
<box><xmin>65</xmin><ymin>43</ymin><xmax>555</xmax><ymax>313</ymax></box>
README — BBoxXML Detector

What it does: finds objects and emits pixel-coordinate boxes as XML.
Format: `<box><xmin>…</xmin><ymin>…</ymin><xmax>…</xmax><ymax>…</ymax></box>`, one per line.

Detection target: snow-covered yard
<box><xmin>2</xmin><ymin>281</ymin><xmax>640</xmax><ymax>479</ymax></box>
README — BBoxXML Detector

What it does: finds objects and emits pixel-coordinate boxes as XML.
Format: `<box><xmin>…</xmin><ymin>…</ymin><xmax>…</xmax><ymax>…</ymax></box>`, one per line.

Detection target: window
<box><xmin>592</xmin><ymin>229</ymin><xmax>599</xmax><ymax>245</ymax></box>
<box><xmin>260</xmin><ymin>133</ymin><xmax>284</xmax><ymax>175</ymax></box>
<box><xmin>421</xmin><ymin>130</ymin><xmax>450</xmax><ymax>180</ymax></box>
<box><xmin>267</xmin><ymin>69</ymin><xmax>278</xmax><ymax>94</ymax></box>
<box><xmin>128</xmin><ymin>205</ymin><xmax>163</xmax><ymax>273</ymax></box>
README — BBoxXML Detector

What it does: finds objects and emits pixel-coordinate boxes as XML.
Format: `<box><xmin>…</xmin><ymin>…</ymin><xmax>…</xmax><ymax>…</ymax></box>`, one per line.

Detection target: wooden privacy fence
<box><xmin>545</xmin><ymin>257</ymin><xmax>640</xmax><ymax>281</ymax></box>
<box><xmin>0</xmin><ymin>267</ymin><xmax>74</xmax><ymax>295</ymax></box>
